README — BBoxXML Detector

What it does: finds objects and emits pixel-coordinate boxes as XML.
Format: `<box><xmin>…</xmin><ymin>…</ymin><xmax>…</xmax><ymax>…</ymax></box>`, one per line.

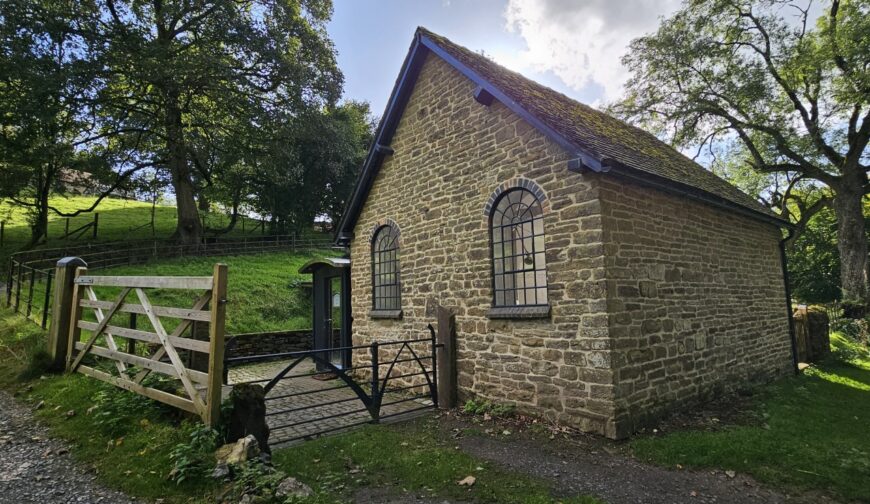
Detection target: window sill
<box><xmin>487</xmin><ymin>305</ymin><xmax>551</xmax><ymax>319</ymax></box>
<box><xmin>370</xmin><ymin>309</ymin><xmax>403</xmax><ymax>320</ymax></box>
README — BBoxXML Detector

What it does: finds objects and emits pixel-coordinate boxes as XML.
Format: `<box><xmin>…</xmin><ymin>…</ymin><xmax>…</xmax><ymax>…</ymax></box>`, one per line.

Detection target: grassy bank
<box><xmin>0</xmin><ymin>194</ymin><xmax>313</xmax><ymax>269</ymax></box>
<box><xmin>95</xmin><ymin>250</ymin><xmax>336</xmax><ymax>334</ymax></box>
<box><xmin>7</xmin><ymin>249</ymin><xmax>338</xmax><ymax>335</ymax></box>
<box><xmin>632</xmin><ymin>333</ymin><xmax>870</xmax><ymax>502</ymax></box>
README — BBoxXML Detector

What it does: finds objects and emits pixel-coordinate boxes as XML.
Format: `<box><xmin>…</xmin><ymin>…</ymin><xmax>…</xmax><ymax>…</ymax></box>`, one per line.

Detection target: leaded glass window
<box><xmin>490</xmin><ymin>188</ymin><xmax>548</xmax><ymax>307</ymax></box>
<box><xmin>372</xmin><ymin>224</ymin><xmax>401</xmax><ymax>311</ymax></box>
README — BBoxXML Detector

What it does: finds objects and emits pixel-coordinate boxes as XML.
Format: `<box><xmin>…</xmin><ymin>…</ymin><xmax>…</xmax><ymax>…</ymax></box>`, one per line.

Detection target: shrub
<box><xmin>832</xmin><ymin>317</ymin><xmax>870</xmax><ymax>346</ymax></box>
<box><xmin>168</xmin><ymin>423</ymin><xmax>220</xmax><ymax>485</ymax></box>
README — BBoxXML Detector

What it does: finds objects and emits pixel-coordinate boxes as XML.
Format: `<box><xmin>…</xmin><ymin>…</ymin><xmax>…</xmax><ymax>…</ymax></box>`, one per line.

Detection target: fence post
<box><xmin>370</xmin><ymin>341</ymin><xmax>380</xmax><ymax>422</ymax></box>
<box><xmin>5</xmin><ymin>260</ymin><xmax>13</xmax><ymax>307</ymax></box>
<box><xmin>13</xmin><ymin>262</ymin><xmax>23</xmax><ymax>313</ymax></box>
<box><xmin>46</xmin><ymin>258</ymin><xmax>87</xmax><ymax>372</ymax></box>
<box><xmin>41</xmin><ymin>270</ymin><xmax>53</xmax><ymax>329</ymax></box>
<box><xmin>0</xmin><ymin>220</ymin><xmax>4</xmax><ymax>246</ymax></box>
<box><xmin>25</xmin><ymin>266</ymin><xmax>36</xmax><ymax>317</ymax></box>
<box><xmin>92</xmin><ymin>213</ymin><xmax>99</xmax><ymax>239</ymax></box>
<box><xmin>64</xmin><ymin>266</ymin><xmax>87</xmax><ymax>371</ymax></box>
<box><xmin>127</xmin><ymin>313</ymin><xmax>137</xmax><ymax>355</ymax></box>
<box><xmin>436</xmin><ymin>306</ymin><xmax>457</xmax><ymax>409</ymax></box>
<box><xmin>204</xmin><ymin>263</ymin><xmax>228</xmax><ymax>427</ymax></box>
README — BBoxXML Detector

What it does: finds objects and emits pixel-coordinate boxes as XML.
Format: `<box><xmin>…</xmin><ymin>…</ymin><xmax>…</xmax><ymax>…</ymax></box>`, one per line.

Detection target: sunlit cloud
<box><xmin>502</xmin><ymin>0</ymin><xmax>681</xmax><ymax>103</ymax></box>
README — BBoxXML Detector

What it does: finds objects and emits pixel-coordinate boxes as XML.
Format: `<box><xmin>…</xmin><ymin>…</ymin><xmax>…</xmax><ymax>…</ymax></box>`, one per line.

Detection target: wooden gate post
<box><xmin>65</xmin><ymin>266</ymin><xmax>88</xmax><ymax>371</ymax></box>
<box><xmin>436</xmin><ymin>305</ymin><xmax>457</xmax><ymax>409</ymax></box>
<box><xmin>46</xmin><ymin>257</ymin><xmax>87</xmax><ymax>371</ymax></box>
<box><xmin>205</xmin><ymin>263</ymin><xmax>228</xmax><ymax>427</ymax></box>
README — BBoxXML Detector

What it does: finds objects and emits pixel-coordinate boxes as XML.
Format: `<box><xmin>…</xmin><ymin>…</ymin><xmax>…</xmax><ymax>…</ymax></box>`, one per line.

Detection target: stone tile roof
<box><xmin>419</xmin><ymin>28</ymin><xmax>781</xmax><ymax>221</ymax></box>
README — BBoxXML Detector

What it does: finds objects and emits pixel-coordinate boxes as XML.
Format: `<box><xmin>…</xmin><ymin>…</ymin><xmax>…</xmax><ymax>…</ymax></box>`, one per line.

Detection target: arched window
<box><xmin>371</xmin><ymin>224</ymin><xmax>401</xmax><ymax>311</ymax></box>
<box><xmin>490</xmin><ymin>188</ymin><xmax>548</xmax><ymax>307</ymax></box>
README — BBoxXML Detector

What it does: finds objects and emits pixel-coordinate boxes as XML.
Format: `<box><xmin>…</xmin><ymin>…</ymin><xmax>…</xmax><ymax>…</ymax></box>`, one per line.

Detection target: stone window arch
<box><xmin>488</xmin><ymin>183</ymin><xmax>548</xmax><ymax>307</ymax></box>
<box><xmin>371</xmin><ymin>222</ymin><xmax>401</xmax><ymax>311</ymax></box>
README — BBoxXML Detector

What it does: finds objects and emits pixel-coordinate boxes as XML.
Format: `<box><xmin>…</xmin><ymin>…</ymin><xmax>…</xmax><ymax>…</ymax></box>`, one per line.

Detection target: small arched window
<box><xmin>371</xmin><ymin>224</ymin><xmax>401</xmax><ymax>311</ymax></box>
<box><xmin>490</xmin><ymin>188</ymin><xmax>548</xmax><ymax>307</ymax></box>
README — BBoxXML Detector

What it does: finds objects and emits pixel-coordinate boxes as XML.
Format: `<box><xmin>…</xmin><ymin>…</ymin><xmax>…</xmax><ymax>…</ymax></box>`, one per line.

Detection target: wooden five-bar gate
<box><xmin>59</xmin><ymin>263</ymin><xmax>228</xmax><ymax>426</ymax></box>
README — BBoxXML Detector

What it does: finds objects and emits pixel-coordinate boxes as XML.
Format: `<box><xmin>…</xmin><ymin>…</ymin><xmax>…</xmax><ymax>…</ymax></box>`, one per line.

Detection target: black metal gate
<box><xmin>226</xmin><ymin>325</ymin><xmax>440</xmax><ymax>446</ymax></box>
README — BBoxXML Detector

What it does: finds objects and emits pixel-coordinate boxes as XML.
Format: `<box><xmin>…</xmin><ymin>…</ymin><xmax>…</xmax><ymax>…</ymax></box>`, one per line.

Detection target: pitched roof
<box><xmin>335</xmin><ymin>28</ymin><xmax>786</xmax><ymax>242</ymax></box>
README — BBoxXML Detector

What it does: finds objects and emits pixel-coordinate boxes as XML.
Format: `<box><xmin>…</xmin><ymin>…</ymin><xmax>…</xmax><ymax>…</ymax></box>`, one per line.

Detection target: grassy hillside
<box><xmin>95</xmin><ymin>250</ymin><xmax>337</xmax><ymax>334</ymax></box>
<box><xmin>0</xmin><ymin>195</ymin><xmax>273</xmax><ymax>268</ymax></box>
<box><xmin>15</xmin><ymin>249</ymin><xmax>339</xmax><ymax>334</ymax></box>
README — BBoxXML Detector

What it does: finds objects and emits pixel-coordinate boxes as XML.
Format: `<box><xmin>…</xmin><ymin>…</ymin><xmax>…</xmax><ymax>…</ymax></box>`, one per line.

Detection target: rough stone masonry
<box><xmin>347</xmin><ymin>52</ymin><xmax>792</xmax><ymax>439</ymax></box>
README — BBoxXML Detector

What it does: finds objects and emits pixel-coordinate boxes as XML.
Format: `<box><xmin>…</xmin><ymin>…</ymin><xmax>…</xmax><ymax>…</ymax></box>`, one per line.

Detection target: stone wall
<box><xmin>348</xmin><ymin>52</ymin><xmax>616</xmax><ymax>436</ymax></box>
<box><xmin>226</xmin><ymin>330</ymin><xmax>312</xmax><ymax>360</ymax></box>
<box><xmin>598</xmin><ymin>176</ymin><xmax>793</xmax><ymax>436</ymax></box>
<box><xmin>347</xmin><ymin>49</ymin><xmax>792</xmax><ymax>439</ymax></box>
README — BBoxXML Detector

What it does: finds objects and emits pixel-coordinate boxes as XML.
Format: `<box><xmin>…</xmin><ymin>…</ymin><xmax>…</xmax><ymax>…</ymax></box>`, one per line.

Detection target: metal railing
<box><xmin>227</xmin><ymin>326</ymin><xmax>440</xmax><ymax>445</ymax></box>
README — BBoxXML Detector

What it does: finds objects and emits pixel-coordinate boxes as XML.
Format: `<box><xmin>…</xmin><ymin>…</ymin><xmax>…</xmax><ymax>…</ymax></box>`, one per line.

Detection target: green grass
<box><xmin>92</xmin><ymin>250</ymin><xmax>337</xmax><ymax>334</ymax></box>
<box><xmin>0</xmin><ymin>194</ymin><xmax>283</xmax><ymax>269</ymax></box>
<box><xmin>0</xmin><ymin>306</ymin><xmax>601</xmax><ymax>504</ymax></box>
<box><xmin>9</xmin><ymin>249</ymin><xmax>338</xmax><ymax>335</ymax></box>
<box><xmin>631</xmin><ymin>333</ymin><xmax>870</xmax><ymax>502</ymax></box>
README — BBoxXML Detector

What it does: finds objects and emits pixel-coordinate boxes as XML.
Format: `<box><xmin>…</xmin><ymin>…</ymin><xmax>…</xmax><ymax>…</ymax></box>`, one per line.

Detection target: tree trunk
<box><xmin>832</xmin><ymin>183</ymin><xmax>868</xmax><ymax>318</ymax></box>
<box><xmin>28</xmin><ymin>172</ymin><xmax>51</xmax><ymax>248</ymax></box>
<box><xmin>163</xmin><ymin>90</ymin><xmax>202</xmax><ymax>245</ymax></box>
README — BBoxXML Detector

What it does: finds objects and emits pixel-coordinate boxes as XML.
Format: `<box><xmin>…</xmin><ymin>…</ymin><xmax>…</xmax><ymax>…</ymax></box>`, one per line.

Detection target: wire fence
<box><xmin>4</xmin><ymin>234</ymin><xmax>335</xmax><ymax>328</ymax></box>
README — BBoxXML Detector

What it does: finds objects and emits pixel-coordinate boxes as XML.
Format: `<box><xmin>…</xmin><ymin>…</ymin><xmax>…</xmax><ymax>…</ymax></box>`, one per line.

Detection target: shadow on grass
<box><xmin>632</xmin><ymin>334</ymin><xmax>870</xmax><ymax>502</ymax></box>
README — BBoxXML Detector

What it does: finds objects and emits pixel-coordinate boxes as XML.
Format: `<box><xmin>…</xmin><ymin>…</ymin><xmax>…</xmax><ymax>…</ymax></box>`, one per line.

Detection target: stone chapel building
<box><xmin>333</xmin><ymin>28</ymin><xmax>795</xmax><ymax>438</ymax></box>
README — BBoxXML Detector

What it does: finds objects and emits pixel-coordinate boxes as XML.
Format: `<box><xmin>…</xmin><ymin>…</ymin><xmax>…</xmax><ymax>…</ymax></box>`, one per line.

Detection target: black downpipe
<box><xmin>779</xmin><ymin>229</ymin><xmax>799</xmax><ymax>374</ymax></box>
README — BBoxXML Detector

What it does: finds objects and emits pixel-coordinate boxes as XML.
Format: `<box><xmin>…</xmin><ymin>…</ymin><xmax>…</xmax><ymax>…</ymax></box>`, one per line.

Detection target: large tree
<box><xmin>93</xmin><ymin>0</ymin><xmax>343</xmax><ymax>243</ymax></box>
<box><xmin>0</xmin><ymin>1</ymin><xmax>141</xmax><ymax>246</ymax></box>
<box><xmin>613</xmin><ymin>0</ymin><xmax>869</xmax><ymax>315</ymax></box>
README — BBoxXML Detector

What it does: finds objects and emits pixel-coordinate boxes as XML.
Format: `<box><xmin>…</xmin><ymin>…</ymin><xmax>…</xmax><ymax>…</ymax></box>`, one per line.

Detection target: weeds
<box><xmin>462</xmin><ymin>398</ymin><xmax>515</xmax><ymax>418</ymax></box>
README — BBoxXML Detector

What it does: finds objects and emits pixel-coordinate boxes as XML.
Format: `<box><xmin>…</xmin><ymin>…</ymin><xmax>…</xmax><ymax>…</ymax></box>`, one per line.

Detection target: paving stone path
<box><xmin>0</xmin><ymin>390</ymin><xmax>136</xmax><ymax>504</ymax></box>
<box><xmin>228</xmin><ymin>358</ymin><xmax>433</xmax><ymax>446</ymax></box>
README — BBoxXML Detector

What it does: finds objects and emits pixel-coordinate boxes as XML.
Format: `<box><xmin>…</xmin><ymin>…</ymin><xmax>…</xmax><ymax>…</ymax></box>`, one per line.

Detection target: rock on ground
<box><xmin>0</xmin><ymin>390</ymin><xmax>135</xmax><ymax>504</ymax></box>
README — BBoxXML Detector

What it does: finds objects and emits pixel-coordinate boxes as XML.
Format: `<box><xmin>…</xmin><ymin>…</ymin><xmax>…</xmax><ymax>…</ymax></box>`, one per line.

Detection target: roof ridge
<box><xmin>416</xmin><ymin>27</ymin><xmax>783</xmax><ymax>222</ymax></box>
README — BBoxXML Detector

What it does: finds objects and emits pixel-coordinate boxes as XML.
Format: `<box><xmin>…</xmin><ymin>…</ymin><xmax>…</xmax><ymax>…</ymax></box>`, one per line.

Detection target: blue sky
<box><xmin>326</xmin><ymin>0</ymin><xmax>684</xmax><ymax>116</ymax></box>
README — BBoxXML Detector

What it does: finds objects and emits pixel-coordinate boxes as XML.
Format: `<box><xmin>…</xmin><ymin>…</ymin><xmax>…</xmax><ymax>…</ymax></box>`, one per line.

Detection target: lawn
<box><xmin>0</xmin><ymin>306</ymin><xmax>601</xmax><ymax>504</ymax></box>
<box><xmin>631</xmin><ymin>332</ymin><xmax>870</xmax><ymax>502</ymax></box>
<box><xmin>0</xmin><ymin>194</ymin><xmax>280</xmax><ymax>270</ymax></box>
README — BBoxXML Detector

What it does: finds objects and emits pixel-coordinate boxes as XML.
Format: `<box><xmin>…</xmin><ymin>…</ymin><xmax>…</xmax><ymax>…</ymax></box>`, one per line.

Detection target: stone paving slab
<box><xmin>228</xmin><ymin>358</ymin><xmax>432</xmax><ymax>446</ymax></box>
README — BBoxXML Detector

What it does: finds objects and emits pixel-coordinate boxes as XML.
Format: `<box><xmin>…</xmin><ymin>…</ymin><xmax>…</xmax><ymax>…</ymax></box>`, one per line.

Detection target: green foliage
<box><xmin>788</xmin><ymin>206</ymin><xmax>843</xmax><ymax>304</ymax></box>
<box><xmin>632</xmin><ymin>333</ymin><xmax>870</xmax><ymax>501</ymax></box>
<box><xmin>0</xmin><ymin>308</ymin><xmax>46</xmax><ymax>386</ymax></box>
<box><xmin>831</xmin><ymin>317</ymin><xmax>870</xmax><ymax>346</ymax></box>
<box><xmin>168</xmin><ymin>424</ymin><xmax>220</xmax><ymax>485</ymax></box>
<box><xmin>90</xmin><ymin>380</ymin><xmax>170</xmax><ymax>437</ymax></box>
<box><xmin>463</xmin><ymin>399</ymin><xmax>516</xmax><ymax>418</ymax></box>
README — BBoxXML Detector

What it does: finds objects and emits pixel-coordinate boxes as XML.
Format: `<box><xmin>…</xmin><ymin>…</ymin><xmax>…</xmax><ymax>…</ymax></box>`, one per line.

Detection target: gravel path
<box><xmin>457</xmin><ymin>431</ymin><xmax>842</xmax><ymax>504</ymax></box>
<box><xmin>0</xmin><ymin>390</ymin><xmax>136</xmax><ymax>504</ymax></box>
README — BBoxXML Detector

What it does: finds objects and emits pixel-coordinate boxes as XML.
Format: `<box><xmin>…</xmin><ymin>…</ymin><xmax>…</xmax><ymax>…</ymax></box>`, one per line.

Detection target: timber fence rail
<box><xmin>5</xmin><ymin>234</ymin><xmax>334</xmax><ymax>327</ymax></box>
<box><xmin>62</xmin><ymin>264</ymin><xmax>228</xmax><ymax>425</ymax></box>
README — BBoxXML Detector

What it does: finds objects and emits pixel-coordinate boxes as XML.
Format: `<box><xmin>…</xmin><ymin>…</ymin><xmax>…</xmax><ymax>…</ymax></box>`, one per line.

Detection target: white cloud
<box><xmin>503</xmin><ymin>0</ymin><xmax>681</xmax><ymax>102</ymax></box>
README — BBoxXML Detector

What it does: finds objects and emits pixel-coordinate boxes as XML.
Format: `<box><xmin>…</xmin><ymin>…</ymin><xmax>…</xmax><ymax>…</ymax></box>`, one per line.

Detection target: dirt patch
<box><xmin>432</xmin><ymin>413</ymin><xmax>842</xmax><ymax>504</ymax></box>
